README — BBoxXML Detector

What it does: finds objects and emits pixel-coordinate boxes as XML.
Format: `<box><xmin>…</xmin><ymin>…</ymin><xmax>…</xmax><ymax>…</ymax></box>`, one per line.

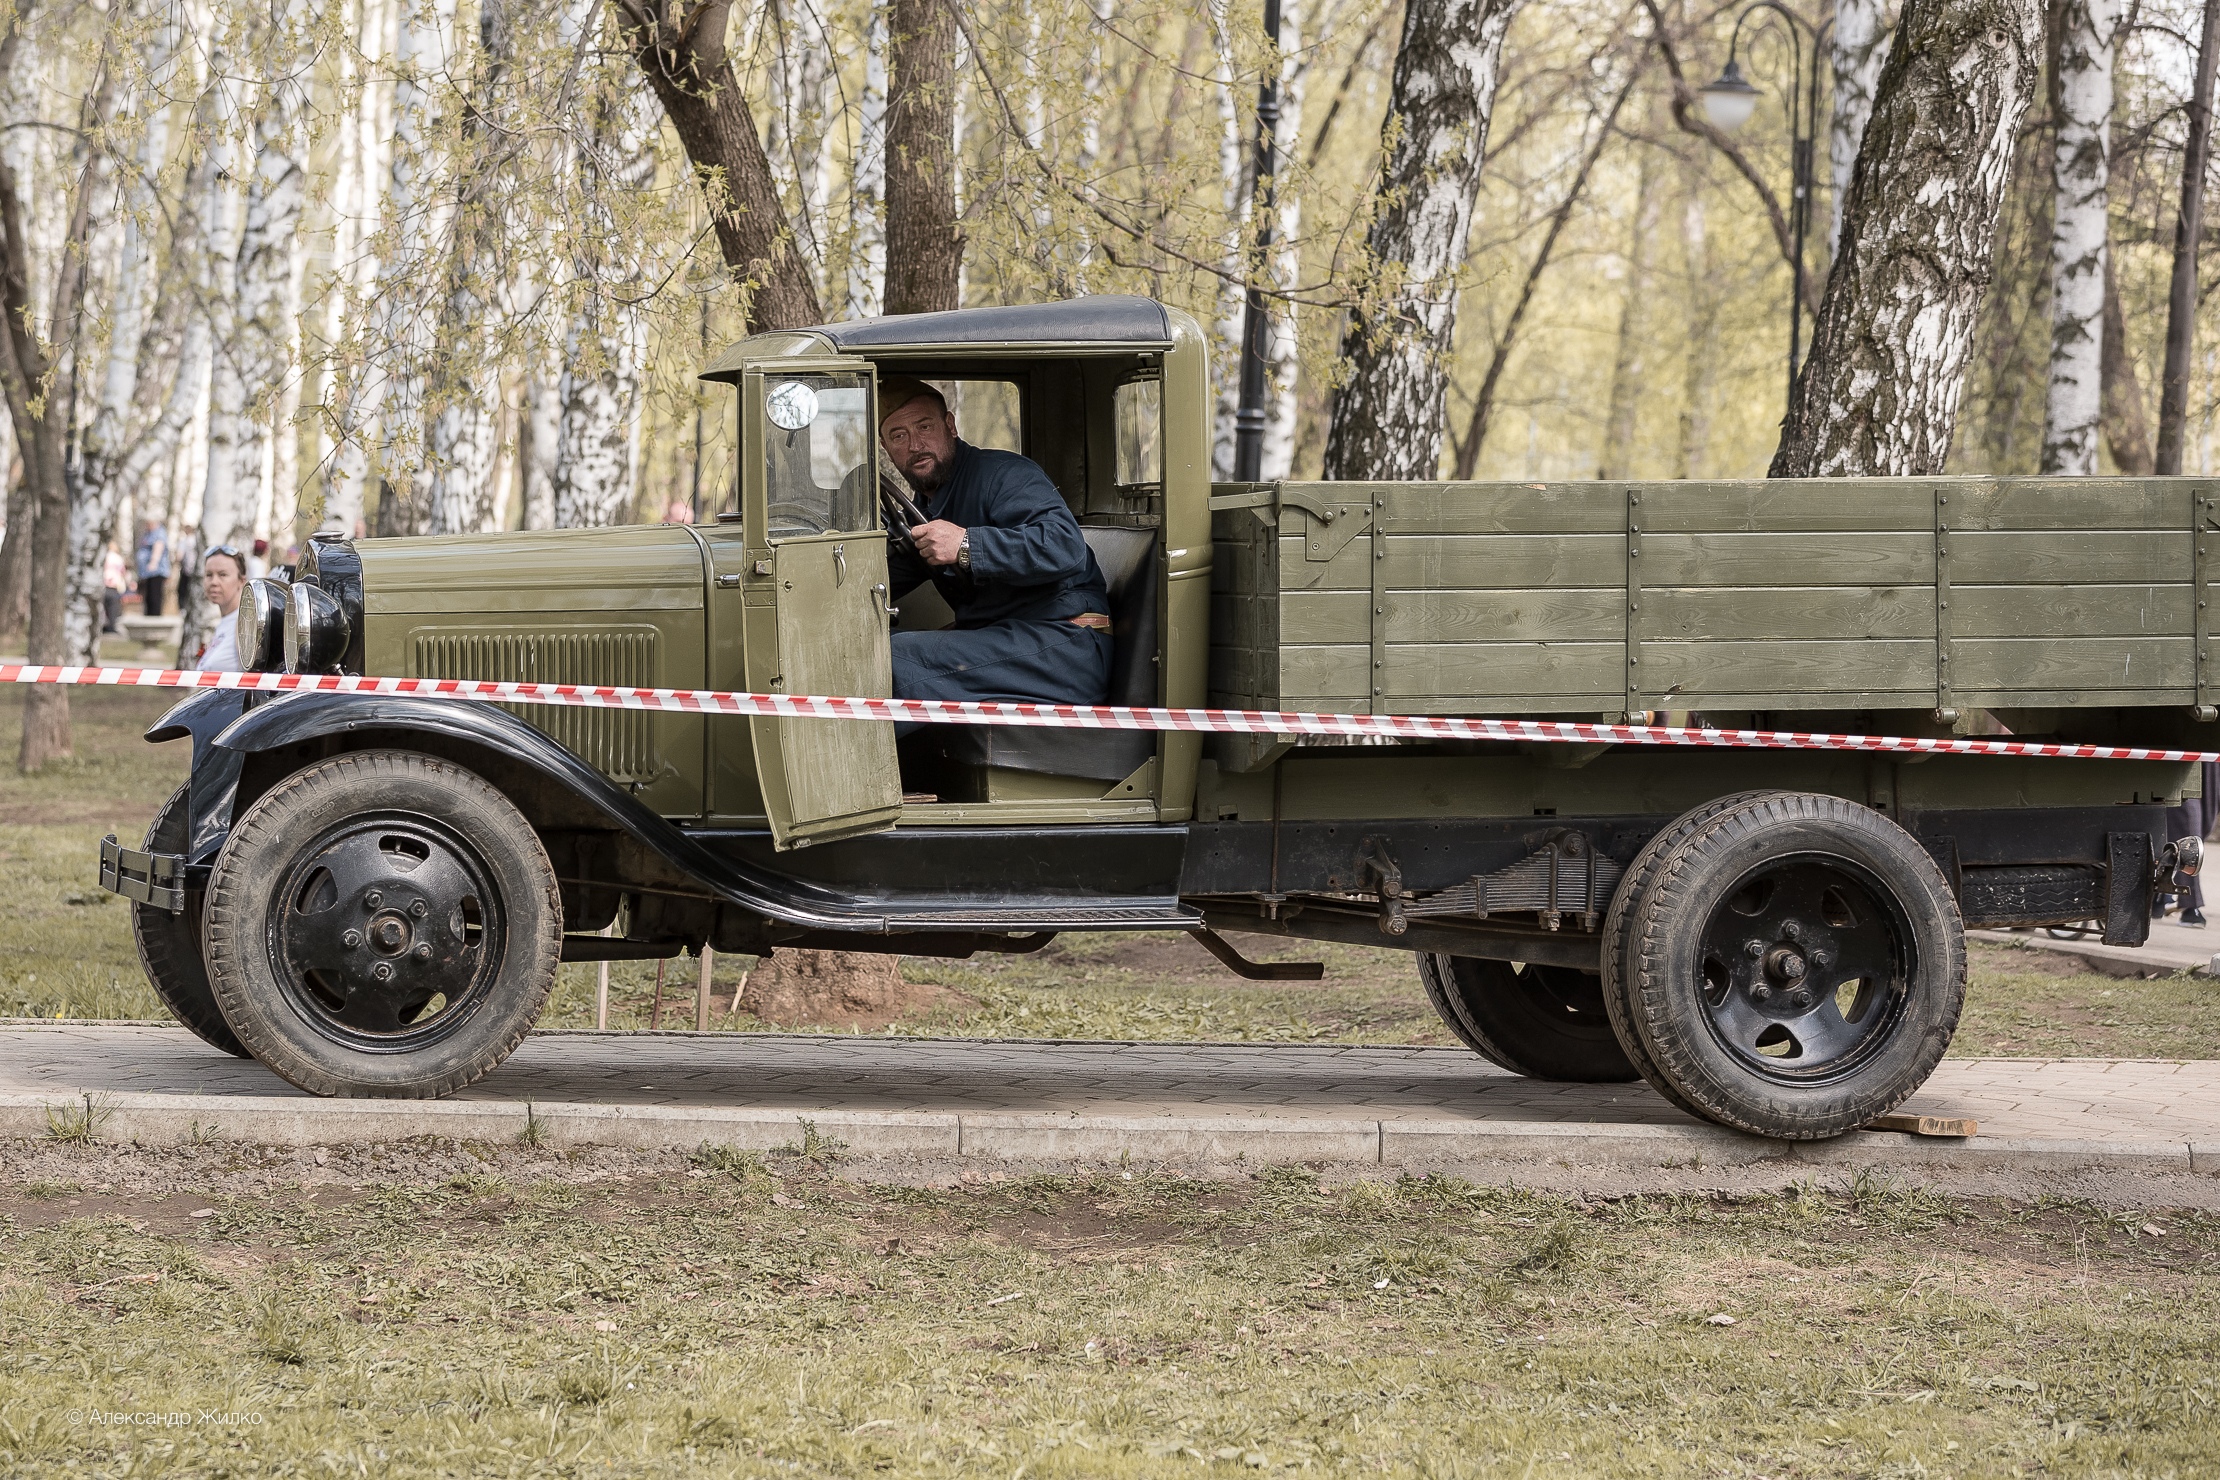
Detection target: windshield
<box><xmin>763</xmin><ymin>373</ymin><xmax>876</xmax><ymax>539</ymax></box>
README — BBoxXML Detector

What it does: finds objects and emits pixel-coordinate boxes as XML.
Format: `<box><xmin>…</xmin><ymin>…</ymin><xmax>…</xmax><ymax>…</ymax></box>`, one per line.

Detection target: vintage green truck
<box><xmin>99</xmin><ymin>296</ymin><xmax>2211</xmax><ymax>1140</ymax></box>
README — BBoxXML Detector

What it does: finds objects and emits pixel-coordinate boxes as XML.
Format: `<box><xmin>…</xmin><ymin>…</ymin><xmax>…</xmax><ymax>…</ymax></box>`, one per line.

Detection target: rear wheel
<box><xmin>132</xmin><ymin>782</ymin><xmax>248</xmax><ymax>1058</ymax></box>
<box><xmin>202</xmin><ymin>750</ymin><xmax>562</xmax><ymax>1098</ymax></box>
<box><xmin>1612</xmin><ymin>792</ymin><xmax>1964</xmax><ymax>1139</ymax></box>
<box><xmin>1419</xmin><ymin>955</ymin><xmax>1638</xmax><ymax>1082</ymax></box>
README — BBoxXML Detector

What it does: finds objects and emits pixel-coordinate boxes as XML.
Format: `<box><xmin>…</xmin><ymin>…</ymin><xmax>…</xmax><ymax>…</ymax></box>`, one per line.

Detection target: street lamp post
<box><xmin>1698</xmin><ymin>3</ymin><xmax>1830</xmax><ymax>402</ymax></box>
<box><xmin>1232</xmin><ymin>0</ymin><xmax>1284</xmax><ymax>484</ymax></box>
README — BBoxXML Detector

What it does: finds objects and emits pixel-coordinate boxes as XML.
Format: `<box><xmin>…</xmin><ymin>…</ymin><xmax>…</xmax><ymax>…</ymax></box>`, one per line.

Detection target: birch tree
<box><xmin>427</xmin><ymin>0</ymin><xmax>515</xmax><ymax>534</ymax></box>
<box><xmin>1209</xmin><ymin>0</ymin><xmax>1248</xmax><ymax>478</ymax></box>
<box><xmin>555</xmin><ymin>86</ymin><xmax>657</xmax><ymax>528</ymax></box>
<box><xmin>1321</xmin><ymin>0</ymin><xmax>1522</xmax><ymax>482</ymax></box>
<box><xmin>2043</xmin><ymin>0</ymin><xmax>2116</xmax><ymax>474</ymax></box>
<box><xmin>0</xmin><ymin>7</ymin><xmax>114</xmax><ymax>768</ymax></box>
<box><xmin>844</xmin><ymin>5</ymin><xmax>888</xmax><ymax>319</ymax></box>
<box><xmin>1769</xmin><ymin>0</ymin><xmax>2045</xmax><ymax>478</ymax></box>
<box><xmin>1827</xmin><ymin>0</ymin><xmax>1890</xmax><ymax>255</ymax></box>
<box><xmin>1260</xmin><ymin>0</ymin><xmax>1305</xmax><ymax>481</ymax></box>
<box><xmin>66</xmin><ymin>18</ymin><xmax>212</xmax><ymax>663</ymax></box>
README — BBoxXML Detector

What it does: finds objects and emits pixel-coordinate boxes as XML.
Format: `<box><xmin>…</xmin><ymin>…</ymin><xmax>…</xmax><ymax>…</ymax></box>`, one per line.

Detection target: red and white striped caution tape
<box><xmin>6</xmin><ymin>661</ymin><xmax>2219</xmax><ymax>763</ymax></box>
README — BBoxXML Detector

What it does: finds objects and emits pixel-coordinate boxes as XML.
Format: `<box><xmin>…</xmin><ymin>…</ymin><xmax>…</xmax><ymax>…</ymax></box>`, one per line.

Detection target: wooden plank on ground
<box><xmin>1865</xmin><ymin>1112</ymin><xmax>1979</xmax><ymax>1138</ymax></box>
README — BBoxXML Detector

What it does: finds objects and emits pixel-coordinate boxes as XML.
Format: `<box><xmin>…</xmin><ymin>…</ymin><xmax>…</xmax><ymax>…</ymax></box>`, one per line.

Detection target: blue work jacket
<box><xmin>887</xmin><ymin>441</ymin><xmax>1110</xmax><ymax>629</ymax></box>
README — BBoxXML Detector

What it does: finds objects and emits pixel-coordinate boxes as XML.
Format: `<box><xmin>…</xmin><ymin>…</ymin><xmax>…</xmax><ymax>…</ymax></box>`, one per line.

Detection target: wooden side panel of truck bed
<box><xmin>1208</xmin><ymin>478</ymin><xmax>2218</xmax><ymax>716</ymax></box>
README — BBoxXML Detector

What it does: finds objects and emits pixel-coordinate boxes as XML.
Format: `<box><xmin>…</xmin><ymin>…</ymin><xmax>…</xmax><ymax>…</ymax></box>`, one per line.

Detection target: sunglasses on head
<box><xmin>206</xmin><ymin>545</ymin><xmax>246</xmax><ymax>567</ymax></box>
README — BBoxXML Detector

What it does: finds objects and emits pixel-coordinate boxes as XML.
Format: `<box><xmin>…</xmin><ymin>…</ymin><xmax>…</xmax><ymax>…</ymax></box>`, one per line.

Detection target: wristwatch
<box><xmin>955</xmin><ymin>534</ymin><xmax>971</xmax><ymax>572</ymax></box>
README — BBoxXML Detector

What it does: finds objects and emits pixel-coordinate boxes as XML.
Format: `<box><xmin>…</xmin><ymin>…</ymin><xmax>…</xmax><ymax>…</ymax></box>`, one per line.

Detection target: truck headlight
<box><xmin>285</xmin><ymin>581</ymin><xmax>351</xmax><ymax>674</ymax></box>
<box><xmin>236</xmin><ymin>577</ymin><xmax>290</xmax><ymax>672</ymax></box>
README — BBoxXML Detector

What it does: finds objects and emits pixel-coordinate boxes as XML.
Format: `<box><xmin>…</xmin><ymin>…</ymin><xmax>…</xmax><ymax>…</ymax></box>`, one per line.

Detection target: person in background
<box><xmin>172</xmin><ymin>528</ymin><xmax>201</xmax><ymax>619</ymax></box>
<box><xmin>134</xmin><ymin>518</ymin><xmax>171</xmax><ymax>618</ymax></box>
<box><xmin>248</xmin><ymin>538</ymin><xmax>269</xmax><ymax>578</ymax></box>
<box><xmin>100</xmin><ymin>542</ymin><xmax>127</xmax><ymax>634</ymax></box>
<box><xmin>193</xmin><ymin>545</ymin><xmax>246</xmax><ymax>672</ymax></box>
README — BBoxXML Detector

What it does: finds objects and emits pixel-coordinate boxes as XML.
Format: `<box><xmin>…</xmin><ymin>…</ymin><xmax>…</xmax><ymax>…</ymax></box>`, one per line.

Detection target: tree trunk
<box><xmin>882</xmin><ymin>0</ymin><xmax>961</xmax><ymax>316</ymax></box>
<box><xmin>0</xmin><ymin>22</ymin><xmax>110</xmax><ymax>768</ymax></box>
<box><xmin>1826</xmin><ymin>0</ymin><xmax>1891</xmax><ymax>257</ymax></box>
<box><xmin>1769</xmin><ymin>0</ymin><xmax>2045</xmax><ymax>478</ymax></box>
<box><xmin>844</xmin><ymin>5</ymin><xmax>889</xmax><ymax>318</ymax></box>
<box><xmin>67</xmin><ymin>23</ymin><xmax>208</xmax><ymax>665</ymax></box>
<box><xmin>2043</xmin><ymin>0</ymin><xmax>2116</xmax><ymax>474</ymax></box>
<box><xmin>1599</xmin><ymin>101</ymin><xmax>1667</xmax><ymax>481</ymax></box>
<box><xmin>428</xmin><ymin>0</ymin><xmax>514</xmax><ymax>535</ymax></box>
<box><xmin>520</xmin><ymin>371</ymin><xmax>558</xmax><ymax>529</ymax></box>
<box><xmin>318</xmin><ymin>0</ymin><xmax>397</xmax><ymax>538</ymax></box>
<box><xmin>2156</xmin><ymin>0</ymin><xmax>2220</xmax><ymax>474</ymax></box>
<box><xmin>1260</xmin><ymin>0</ymin><xmax>1306</xmax><ymax>482</ymax></box>
<box><xmin>554</xmin><ymin>80</ymin><xmax>655</xmax><ymax>530</ymax></box>
<box><xmin>613</xmin><ymin>0</ymin><xmax>821</xmax><ymax>332</ymax></box>
<box><xmin>1321</xmin><ymin>0</ymin><xmax>1522</xmax><ymax>482</ymax></box>
<box><xmin>2101</xmin><ymin>251</ymin><xmax>2155</xmax><ymax>472</ymax></box>
<box><xmin>1674</xmin><ymin>149</ymin><xmax>1717</xmax><ymax>477</ymax></box>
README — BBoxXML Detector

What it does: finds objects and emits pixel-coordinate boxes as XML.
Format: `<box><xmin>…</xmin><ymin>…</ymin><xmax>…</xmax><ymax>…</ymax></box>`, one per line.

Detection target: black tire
<box><xmin>202</xmin><ymin>750</ymin><xmax>563</xmax><ymax>1098</ymax></box>
<box><xmin>132</xmin><ymin>782</ymin><xmax>250</xmax><ymax>1058</ymax></box>
<box><xmin>1613</xmin><ymin>791</ymin><xmax>1965</xmax><ymax>1139</ymax></box>
<box><xmin>1600</xmin><ymin>791</ymin><xmax>1792</xmax><ymax>1120</ymax></box>
<box><xmin>1418</xmin><ymin>955</ymin><xmax>1638</xmax><ymax>1082</ymax></box>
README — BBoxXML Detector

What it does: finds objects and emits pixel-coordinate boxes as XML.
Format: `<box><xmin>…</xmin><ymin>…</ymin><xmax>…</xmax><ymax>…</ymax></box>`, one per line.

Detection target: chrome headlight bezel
<box><xmin>236</xmin><ymin>577</ymin><xmax>290</xmax><ymax>672</ymax></box>
<box><xmin>284</xmin><ymin>581</ymin><xmax>351</xmax><ymax>674</ymax></box>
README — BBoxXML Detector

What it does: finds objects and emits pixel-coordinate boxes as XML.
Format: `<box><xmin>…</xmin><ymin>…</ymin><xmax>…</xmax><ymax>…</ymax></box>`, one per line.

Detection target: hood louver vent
<box><xmin>412</xmin><ymin>629</ymin><xmax>661</xmax><ymax>782</ymax></box>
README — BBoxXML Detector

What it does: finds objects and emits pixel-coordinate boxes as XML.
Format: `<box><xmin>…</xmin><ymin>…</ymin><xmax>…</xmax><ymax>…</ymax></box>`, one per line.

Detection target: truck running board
<box><xmin>1190</xmin><ymin>927</ymin><xmax>1325</xmax><ymax>981</ymax></box>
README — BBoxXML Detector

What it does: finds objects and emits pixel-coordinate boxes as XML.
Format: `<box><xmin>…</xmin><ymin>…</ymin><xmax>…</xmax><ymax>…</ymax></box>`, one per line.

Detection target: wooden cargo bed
<box><xmin>1208</xmin><ymin>477</ymin><xmax>2219</xmax><ymax>717</ymax></box>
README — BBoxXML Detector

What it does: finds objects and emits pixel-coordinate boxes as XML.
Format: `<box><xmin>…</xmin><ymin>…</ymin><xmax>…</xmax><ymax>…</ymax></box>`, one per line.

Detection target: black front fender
<box><xmin>204</xmin><ymin>690</ymin><xmax>886</xmax><ymax>932</ymax></box>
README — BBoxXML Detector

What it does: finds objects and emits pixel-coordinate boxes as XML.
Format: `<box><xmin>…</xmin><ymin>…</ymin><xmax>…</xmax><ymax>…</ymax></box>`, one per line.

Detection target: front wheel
<box><xmin>1419</xmin><ymin>955</ymin><xmax>1638</xmax><ymax>1082</ymax></box>
<box><xmin>201</xmin><ymin>750</ymin><xmax>562</xmax><ymax>1098</ymax></box>
<box><xmin>1609</xmin><ymin>792</ymin><xmax>1965</xmax><ymax>1139</ymax></box>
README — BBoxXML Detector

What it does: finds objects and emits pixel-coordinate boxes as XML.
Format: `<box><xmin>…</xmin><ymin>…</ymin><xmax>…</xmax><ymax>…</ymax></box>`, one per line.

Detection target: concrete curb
<box><xmin>1967</xmin><ymin>929</ymin><xmax>2219</xmax><ymax>979</ymax></box>
<box><xmin>3</xmin><ymin>1089</ymin><xmax>2211</xmax><ymax>1176</ymax></box>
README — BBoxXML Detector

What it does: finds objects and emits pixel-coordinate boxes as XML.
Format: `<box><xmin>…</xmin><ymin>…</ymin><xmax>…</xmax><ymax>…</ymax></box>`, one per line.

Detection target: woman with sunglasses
<box><xmin>194</xmin><ymin>545</ymin><xmax>247</xmax><ymax>672</ymax></box>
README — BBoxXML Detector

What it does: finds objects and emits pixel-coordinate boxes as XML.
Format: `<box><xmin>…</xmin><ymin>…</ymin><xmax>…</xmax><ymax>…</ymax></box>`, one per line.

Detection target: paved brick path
<box><xmin>3</xmin><ymin>1025</ymin><xmax>2216</xmax><ymax>1151</ymax></box>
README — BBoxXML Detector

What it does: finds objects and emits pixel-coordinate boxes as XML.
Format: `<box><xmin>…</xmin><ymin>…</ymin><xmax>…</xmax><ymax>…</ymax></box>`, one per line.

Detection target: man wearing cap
<box><xmin>878</xmin><ymin>378</ymin><xmax>1113</xmax><ymax>713</ymax></box>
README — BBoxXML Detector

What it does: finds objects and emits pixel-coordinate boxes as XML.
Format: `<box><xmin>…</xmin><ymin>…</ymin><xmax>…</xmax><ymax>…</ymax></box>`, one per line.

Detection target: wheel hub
<box><xmin>266</xmin><ymin>815</ymin><xmax>503</xmax><ymax>1049</ymax></box>
<box><xmin>1695</xmin><ymin>855</ymin><xmax>1912</xmax><ymax>1083</ymax></box>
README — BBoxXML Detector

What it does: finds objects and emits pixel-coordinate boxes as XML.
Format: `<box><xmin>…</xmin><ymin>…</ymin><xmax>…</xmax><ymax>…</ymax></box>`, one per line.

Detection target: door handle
<box><xmin>833</xmin><ymin>544</ymin><xmax>847</xmax><ymax>586</ymax></box>
<box><xmin>872</xmin><ymin>582</ymin><xmax>896</xmax><ymax>619</ymax></box>
<box><xmin>715</xmin><ymin>572</ymin><xmax>741</xmax><ymax>588</ymax></box>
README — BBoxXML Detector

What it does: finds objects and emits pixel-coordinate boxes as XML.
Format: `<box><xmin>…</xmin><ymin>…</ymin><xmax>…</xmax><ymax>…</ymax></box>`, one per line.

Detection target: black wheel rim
<box><xmin>1694</xmin><ymin>851</ymin><xmax>1914</xmax><ymax>1084</ymax></box>
<box><xmin>263</xmin><ymin>812</ymin><xmax>506</xmax><ymax>1052</ymax></box>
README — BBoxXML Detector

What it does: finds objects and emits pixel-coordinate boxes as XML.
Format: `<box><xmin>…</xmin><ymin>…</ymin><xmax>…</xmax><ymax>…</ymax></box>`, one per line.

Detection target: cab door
<box><xmin>742</xmin><ymin>366</ymin><xmax>903</xmax><ymax>849</ymax></box>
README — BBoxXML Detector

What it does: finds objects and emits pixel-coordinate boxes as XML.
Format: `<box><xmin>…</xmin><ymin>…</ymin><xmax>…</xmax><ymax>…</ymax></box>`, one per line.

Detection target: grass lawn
<box><xmin>0</xmin><ymin>1151</ymin><xmax>2214</xmax><ymax>1476</ymax></box>
<box><xmin>5</xmin><ymin>685</ymin><xmax>2219</xmax><ymax>1056</ymax></box>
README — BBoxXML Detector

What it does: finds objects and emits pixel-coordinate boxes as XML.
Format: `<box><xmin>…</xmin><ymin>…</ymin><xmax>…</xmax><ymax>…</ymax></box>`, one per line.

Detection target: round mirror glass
<box><xmin>766</xmin><ymin>380</ymin><xmax>820</xmax><ymax>432</ymax></box>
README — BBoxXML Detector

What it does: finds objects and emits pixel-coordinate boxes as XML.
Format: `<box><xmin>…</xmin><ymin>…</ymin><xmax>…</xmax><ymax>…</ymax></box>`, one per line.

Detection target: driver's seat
<box><xmin>897</xmin><ymin>525</ymin><xmax>1160</xmax><ymax>785</ymax></box>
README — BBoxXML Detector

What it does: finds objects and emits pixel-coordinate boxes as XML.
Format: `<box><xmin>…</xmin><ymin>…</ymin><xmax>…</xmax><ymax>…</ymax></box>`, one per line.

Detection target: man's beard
<box><xmin>903</xmin><ymin>451</ymin><xmax>949</xmax><ymax>491</ymax></box>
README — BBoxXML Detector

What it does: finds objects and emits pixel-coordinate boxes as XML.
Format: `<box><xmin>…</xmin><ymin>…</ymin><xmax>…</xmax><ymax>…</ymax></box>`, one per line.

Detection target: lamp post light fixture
<box><xmin>1698</xmin><ymin>4</ymin><xmax>1829</xmax><ymax>402</ymax></box>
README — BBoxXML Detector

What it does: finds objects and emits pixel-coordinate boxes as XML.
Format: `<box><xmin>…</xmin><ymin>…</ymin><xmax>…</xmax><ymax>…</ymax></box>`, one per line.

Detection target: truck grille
<box><xmin>412</xmin><ymin>630</ymin><xmax>660</xmax><ymax>782</ymax></box>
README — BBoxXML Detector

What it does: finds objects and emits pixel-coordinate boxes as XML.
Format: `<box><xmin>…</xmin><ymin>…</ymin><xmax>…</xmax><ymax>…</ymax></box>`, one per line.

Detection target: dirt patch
<box><xmin>739</xmin><ymin>949</ymin><xmax>973</xmax><ymax>1029</ymax></box>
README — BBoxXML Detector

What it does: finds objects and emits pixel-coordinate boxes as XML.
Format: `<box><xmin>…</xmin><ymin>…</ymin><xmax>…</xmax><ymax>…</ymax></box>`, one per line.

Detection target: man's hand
<box><xmin>909</xmin><ymin>520</ymin><xmax>968</xmax><ymax>567</ymax></box>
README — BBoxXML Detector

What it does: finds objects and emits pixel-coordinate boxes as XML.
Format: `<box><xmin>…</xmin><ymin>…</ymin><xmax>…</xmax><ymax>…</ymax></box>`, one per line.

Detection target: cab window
<box><xmin>1114</xmin><ymin>375</ymin><xmax>1161</xmax><ymax>491</ymax></box>
<box><xmin>764</xmin><ymin>373</ymin><xmax>875</xmax><ymax>538</ymax></box>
